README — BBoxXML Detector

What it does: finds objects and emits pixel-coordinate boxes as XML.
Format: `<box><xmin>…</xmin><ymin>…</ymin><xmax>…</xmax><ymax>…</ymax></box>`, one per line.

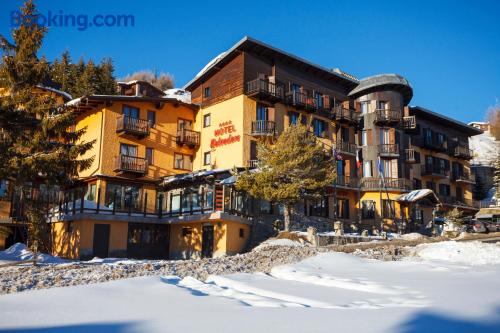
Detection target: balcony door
<box><xmin>380</xmin><ymin>128</ymin><xmax>390</xmax><ymax>144</ymax></box>
<box><xmin>120</xmin><ymin>143</ymin><xmax>137</xmax><ymax>157</ymax></box>
<box><xmin>123</xmin><ymin>105</ymin><xmax>139</xmax><ymax>119</ymax></box>
<box><xmin>256</xmin><ymin>104</ymin><xmax>268</xmax><ymax>121</ymax></box>
<box><xmin>178</xmin><ymin>119</ymin><xmax>192</xmax><ymax>131</ymax></box>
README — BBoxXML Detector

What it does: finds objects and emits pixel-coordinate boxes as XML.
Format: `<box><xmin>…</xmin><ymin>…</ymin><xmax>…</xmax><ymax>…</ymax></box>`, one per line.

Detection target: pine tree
<box><xmin>236</xmin><ymin>124</ymin><xmax>336</xmax><ymax>231</ymax></box>
<box><xmin>50</xmin><ymin>50</ymin><xmax>75</xmax><ymax>95</ymax></box>
<box><xmin>77</xmin><ymin>59</ymin><xmax>100</xmax><ymax>96</ymax></box>
<box><xmin>98</xmin><ymin>58</ymin><xmax>117</xmax><ymax>95</ymax></box>
<box><xmin>0</xmin><ymin>0</ymin><xmax>94</xmax><ymax>251</ymax></box>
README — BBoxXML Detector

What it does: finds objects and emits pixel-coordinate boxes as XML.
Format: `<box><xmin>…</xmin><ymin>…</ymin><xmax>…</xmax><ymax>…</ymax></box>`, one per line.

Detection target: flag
<box><xmin>333</xmin><ymin>147</ymin><xmax>343</xmax><ymax>161</ymax></box>
<box><xmin>355</xmin><ymin>149</ymin><xmax>361</xmax><ymax>169</ymax></box>
<box><xmin>377</xmin><ymin>156</ymin><xmax>384</xmax><ymax>178</ymax></box>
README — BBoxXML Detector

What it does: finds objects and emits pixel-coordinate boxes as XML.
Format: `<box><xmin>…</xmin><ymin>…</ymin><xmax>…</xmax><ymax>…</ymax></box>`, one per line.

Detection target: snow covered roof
<box><xmin>37</xmin><ymin>85</ymin><xmax>73</xmax><ymax>101</ymax></box>
<box><xmin>183</xmin><ymin>36</ymin><xmax>358</xmax><ymax>91</ymax></box>
<box><xmin>348</xmin><ymin>74</ymin><xmax>413</xmax><ymax>105</ymax></box>
<box><xmin>163</xmin><ymin>88</ymin><xmax>191</xmax><ymax>104</ymax></box>
<box><xmin>396</xmin><ymin>189</ymin><xmax>440</xmax><ymax>204</ymax></box>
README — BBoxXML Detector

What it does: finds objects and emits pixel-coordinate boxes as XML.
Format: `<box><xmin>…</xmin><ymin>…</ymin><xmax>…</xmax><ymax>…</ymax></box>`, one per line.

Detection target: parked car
<box><xmin>472</xmin><ymin>220</ymin><xmax>488</xmax><ymax>233</ymax></box>
<box><xmin>483</xmin><ymin>220</ymin><xmax>499</xmax><ymax>232</ymax></box>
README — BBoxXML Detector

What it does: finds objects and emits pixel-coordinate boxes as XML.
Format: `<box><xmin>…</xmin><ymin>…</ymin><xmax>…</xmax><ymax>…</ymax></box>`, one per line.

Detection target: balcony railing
<box><xmin>114</xmin><ymin>155</ymin><xmax>148</xmax><ymax>175</ymax></box>
<box><xmin>245</xmin><ymin>78</ymin><xmax>284</xmax><ymax>102</ymax></box>
<box><xmin>378</xmin><ymin>144</ymin><xmax>399</xmax><ymax>157</ymax></box>
<box><xmin>335</xmin><ymin>107</ymin><xmax>358</xmax><ymax>124</ymax></box>
<box><xmin>361</xmin><ymin>178</ymin><xmax>411</xmax><ymax>191</ymax></box>
<box><xmin>176</xmin><ymin>129</ymin><xmax>200</xmax><ymax>147</ymax></box>
<box><xmin>286</xmin><ymin>91</ymin><xmax>316</xmax><ymax>111</ymax></box>
<box><xmin>421</xmin><ymin>164</ymin><xmax>450</xmax><ymax>177</ymax></box>
<box><xmin>439</xmin><ymin>196</ymin><xmax>478</xmax><ymax>209</ymax></box>
<box><xmin>452</xmin><ymin>170</ymin><xmax>475</xmax><ymax>184</ymax></box>
<box><xmin>247</xmin><ymin>159</ymin><xmax>259</xmax><ymax>168</ymax></box>
<box><xmin>335</xmin><ymin>175</ymin><xmax>359</xmax><ymax>188</ymax></box>
<box><xmin>403</xmin><ymin>116</ymin><xmax>417</xmax><ymax>131</ymax></box>
<box><xmin>413</xmin><ymin>137</ymin><xmax>448</xmax><ymax>152</ymax></box>
<box><xmin>452</xmin><ymin>145</ymin><xmax>473</xmax><ymax>160</ymax></box>
<box><xmin>116</xmin><ymin>115</ymin><xmax>150</xmax><ymax>138</ymax></box>
<box><xmin>251</xmin><ymin>120</ymin><xmax>276</xmax><ymax>136</ymax></box>
<box><xmin>374</xmin><ymin>109</ymin><xmax>401</xmax><ymax>124</ymax></box>
<box><xmin>405</xmin><ymin>148</ymin><xmax>416</xmax><ymax>163</ymax></box>
<box><xmin>333</xmin><ymin>141</ymin><xmax>357</xmax><ymax>155</ymax></box>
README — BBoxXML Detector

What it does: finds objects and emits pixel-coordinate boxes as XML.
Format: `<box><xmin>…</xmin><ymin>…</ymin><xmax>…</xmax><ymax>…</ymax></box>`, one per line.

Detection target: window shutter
<box><xmin>389</xmin><ymin>128</ymin><xmax>396</xmax><ymax>144</ymax></box>
<box><xmin>367</xmin><ymin>129</ymin><xmax>373</xmax><ymax>145</ymax></box>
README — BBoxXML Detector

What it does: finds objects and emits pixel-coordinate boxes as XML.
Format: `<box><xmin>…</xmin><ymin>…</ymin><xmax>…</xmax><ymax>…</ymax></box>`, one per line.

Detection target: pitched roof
<box><xmin>183</xmin><ymin>36</ymin><xmax>359</xmax><ymax>91</ymax></box>
<box><xmin>410</xmin><ymin>106</ymin><xmax>483</xmax><ymax>136</ymax></box>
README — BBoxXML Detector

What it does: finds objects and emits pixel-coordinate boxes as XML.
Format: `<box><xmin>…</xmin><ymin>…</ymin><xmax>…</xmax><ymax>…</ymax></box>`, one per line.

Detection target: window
<box><xmin>361</xmin><ymin>130</ymin><xmax>368</xmax><ymax>146</ymax></box>
<box><xmin>291</xmin><ymin>83</ymin><xmax>301</xmax><ymax>92</ymax></box>
<box><xmin>203</xmin><ymin>114</ymin><xmax>211</xmax><ymax>127</ymax></box>
<box><xmin>120</xmin><ymin>143</ymin><xmax>137</xmax><ymax>157</ymax></box>
<box><xmin>456</xmin><ymin>187</ymin><xmax>464</xmax><ymax>201</ymax></box>
<box><xmin>379</xmin><ymin>128</ymin><xmax>390</xmax><ymax>144</ymax></box>
<box><xmin>413</xmin><ymin>178</ymin><xmax>422</xmax><ymax>190</ymax></box>
<box><xmin>250</xmin><ymin>141</ymin><xmax>258</xmax><ymax>160</ymax></box>
<box><xmin>123</xmin><ymin>105</ymin><xmax>139</xmax><ymax>118</ymax></box>
<box><xmin>258</xmin><ymin>199</ymin><xmax>272</xmax><ymax>214</ymax></box>
<box><xmin>147</xmin><ymin>110</ymin><xmax>156</xmax><ymax>127</ymax></box>
<box><xmin>363</xmin><ymin>161</ymin><xmax>372</xmax><ymax>177</ymax></box>
<box><xmin>146</xmin><ymin>148</ymin><xmax>154</xmax><ymax>165</ymax></box>
<box><xmin>289</xmin><ymin>112</ymin><xmax>299</xmax><ymax>125</ymax></box>
<box><xmin>377</xmin><ymin>101</ymin><xmax>387</xmax><ymax>110</ymax></box>
<box><xmin>360</xmin><ymin>101</ymin><xmax>369</xmax><ymax>114</ymax></box>
<box><xmin>426</xmin><ymin>181</ymin><xmax>436</xmax><ymax>192</ymax></box>
<box><xmin>177</xmin><ymin>119</ymin><xmax>192</xmax><ymax>131</ymax></box>
<box><xmin>85</xmin><ymin>183</ymin><xmax>96</xmax><ymax>201</ymax></box>
<box><xmin>174</xmin><ymin>153</ymin><xmax>193</xmax><ymax>170</ymax></box>
<box><xmin>312</xmin><ymin>118</ymin><xmax>326</xmax><ymax>137</ymax></box>
<box><xmin>340</xmin><ymin>127</ymin><xmax>349</xmax><ymax>142</ymax></box>
<box><xmin>439</xmin><ymin>184</ymin><xmax>451</xmax><ymax>196</ymax></box>
<box><xmin>382</xmin><ymin>200</ymin><xmax>395</xmax><ymax>219</ymax></box>
<box><xmin>336</xmin><ymin>198</ymin><xmax>349</xmax><ymax>219</ymax></box>
<box><xmin>239</xmin><ymin>228</ymin><xmax>245</xmax><ymax>238</ymax></box>
<box><xmin>0</xmin><ymin>180</ymin><xmax>8</xmax><ymax>199</ymax></box>
<box><xmin>105</xmin><ymin>183</ymin><xmax>141</xmax><ymax>211</ymax></box>
<box><xmin>310</xmin><ymin>197</ymin><xmax>328</xmax><ymax>217</ymax></box>
<box><xmin>203</xmin><ymin>152</ymin><xmax>211</xmax><ymax>166</ymax></box>
<box><xmin>362</xmin><ymin>200</ymin><xmax>375</xmax><ymax>219</ymax></box>
<box><xmin>315</xmin><ymin>92</ymin><xmax>323</xmax><ymax>109</ymax></box>
<box><xmin>256</xmin><ymin>104</ymin><xmax>268</xmax><ymax>121</ymax></box>
<box><xmin>204</xmin><ymin>87</ymin><xmax>211</xmax><ymax>98</ymax></box>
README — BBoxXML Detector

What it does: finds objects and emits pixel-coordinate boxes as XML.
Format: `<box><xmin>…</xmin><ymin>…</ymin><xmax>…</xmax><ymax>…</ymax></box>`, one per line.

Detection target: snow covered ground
<box><xmin>0</xmin><ymin>241</ymin><xmax>499</xmax><ymax>332</ymax></box>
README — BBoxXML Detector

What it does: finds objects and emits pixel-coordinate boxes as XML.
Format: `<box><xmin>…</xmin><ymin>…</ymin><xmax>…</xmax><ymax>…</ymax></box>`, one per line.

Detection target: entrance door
<box><xmin>93</xmin><ymin>224</ymin><xmax>110</xmax><ymax>258</ymax></box>
<box><xmin>201</xmin><ymin>225</ymin><xmax>214</xmax><ymax>258</ymax></box>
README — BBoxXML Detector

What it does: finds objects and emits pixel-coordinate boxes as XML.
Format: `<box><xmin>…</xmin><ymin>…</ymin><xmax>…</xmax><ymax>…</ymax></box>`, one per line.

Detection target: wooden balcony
<box><xmin>378</xmin><ymin>144</ymin><xmax>399</xmax><ymax>157</ymax></box>
<box><xmin>116</xmin><ymin>115</ymin><xmax>150</xmax><ymax>138</ymax></box>
<box><xmin>335</xmin><ymin>175</ymin><xmax>359</xmax><ymax>188</ymax></box>
<box><xmin>114</xmin><ymin>155</ymin><xmax>148</xmax><ymax>175</ymax></box>
<box><xmin>421</xmin><ymin>164</ymin><xmax>450</xmax><ymax>178</ymax></box>
<box><xmin>251</xmin><ymin>120</ymin><xmax>276</xmax><ymax>136</ymax></box>
<box><xmin>361</xmin><ymin>178</ymin><xmax>411</xmax><ymax>191</ymax></box>
<box><xmin>374</xmin><ymin>109</ymin><xmax>401</xmax><ymax>125</ymax></box>
<box><xmin>403</xmin><ymin>116</ymin><xmax>417</xmax><ymax>132</ymax></box>
<box><xmin>176</xmin><ymin>129</ymin><xmax>200</xmax><ymax>147</ymax></box>
<box><xmin>334</xmin><ymin>106</ymin><xmax>358</xmax><ymax>124</ymax></box>
<box><xmin>245</xmin><ymin>78</ymin><xmax>284</xmax><ymax>103</ymax></box>
<box><xmin>333</xmin><ymin>141</ymin><xmax>357</xmax><ymax>155</ymax></box>
<box><xmin>405</xmin><ymin>149</ymin><xmax>417</xmax><ymax>163</ymax></box>
<box><xmin>286</xmin><ymin>91</ymin><xmax>310</xmax><ymax>111</ymax></box>
<box><xmin>439</xmin><ymin>196</ymin><xmax>478</xmax><ymax>209</ymax></box>
<box><xmin>452</xmin><ymin>145</ymin><xmax>473</xmax><ymax>160</ymax></box>
<box><xmin>452</xmin><ymin>171</ymin><xmax>475</xmax><ymax>184</ymax></box>
<box><xmin>413</xmin><ymin>137</ymin><xmax>448</xmax><ymax>152</ymax></box>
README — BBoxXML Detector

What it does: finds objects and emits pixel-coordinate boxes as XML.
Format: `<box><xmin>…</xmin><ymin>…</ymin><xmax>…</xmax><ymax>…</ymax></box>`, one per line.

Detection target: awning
<box><xmin>396</xmin><ymin>189</ymin><xmax>440</xmax><ymax>205</ymax></box>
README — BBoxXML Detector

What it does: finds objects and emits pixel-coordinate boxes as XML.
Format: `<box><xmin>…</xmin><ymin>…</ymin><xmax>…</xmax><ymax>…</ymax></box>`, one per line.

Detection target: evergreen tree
<box><xmin>98</xmin><ymin>58</ymin><xmax>117</xmax><ymax>95</ymax></box>
<box><xmin>0</xmin><ymin>0</ymin><xmax>94</xmax><ymax>251</ymax></box>
<box><xmin>236</xmin><ymin>124</ymin><xmax>336</xmax><ymax>231</ymax></box>
<box><xmin>50</xmin><ymin>50</ymin><xmax>75</xmax><ymax>95</ymax></box>
<box><xmin>77</xmin><ymin>59</ymin><xmax>100</xmax><ymax>96</ymax></box>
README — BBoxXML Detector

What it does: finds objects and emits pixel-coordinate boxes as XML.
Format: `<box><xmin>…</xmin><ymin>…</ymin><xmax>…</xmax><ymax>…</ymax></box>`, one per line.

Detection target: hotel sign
<box><xmin>210</xmin><ymin>121</ymin><xmax>241</xmax><ymax>148</ymax></box>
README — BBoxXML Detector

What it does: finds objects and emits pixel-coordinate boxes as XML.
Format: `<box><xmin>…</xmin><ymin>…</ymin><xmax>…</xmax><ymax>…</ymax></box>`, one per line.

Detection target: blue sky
<box><xmin>1</xmin><ymin>0</ymin><xmax>499</xmax><ymax>123</ymax></box>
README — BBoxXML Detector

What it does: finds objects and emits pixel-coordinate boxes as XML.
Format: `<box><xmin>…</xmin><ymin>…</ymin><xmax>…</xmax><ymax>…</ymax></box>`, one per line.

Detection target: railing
<box><xmin>452</xmin><ymin>170</ymin><xmax>475</xmax><ymax>183</ymax></box>
<box><xmin>246</xmin><ymin>78</ymin><xmax>284</xmax><ymax>101</ymax></box>
<box><xmin>421</xmin><ymin>164</ymin><xmax>449</xmax><ymax>177</ymax></box>
<box><xmin>114</xmin><ymin>155</ymin><xmax>148</xmax><ymax>175</ymax></box>
<box><xmin>251</xmin><ymin>120</ymin><xmax>276</xmax><ymax>136</ymax></box>
<box><xmin>452</xmin><ymin>145</ymin><xmax>473</xmax><ymax>160</ymax></box>
<box><xmin>286</xmin><ymin>90</ymin><xmax>309</xmax><ymax>109</ymax></box>
<box><xmin>335</xmin><ymin>175</ymin><xmax>359</xmax><ymax>188</ymax></box>
<box><xmin>403</xmin><ymin>116</ymin><xmax>416</xmax><ymax>130</ymax></box>
<box><xmin>378</xmin><ymin>144</ymin><xmax>399</xmax><ymax>156</ymax></box>
<box><xmin>247</xmin><ymin>159</ymin><xmax>259</xmax><ymax>168</ymax></box>
<box><xmin>335</xmin><ymin>106</ymin><xmax>357</xmax><ymax>123</ymax></box>
<box><xmin>405</xmin><ymin>148</ymin><xmax>416</xmax><ymax>162</ymax></box>
<box><xmin>116</xmin><ymin>115</ymin><xmax>150</xmax><ymax>137</ymax></box>
<box><xmin>413</xmin><ymin>137</ymin><xmax>448</xmax><ymax>152</ymax></box>
<box><xmin>374</xmin><ymin>109</ymin><xmax>401</xmax><ymax>124</ymax></box>
<box><xmin>333</xmin><ymin>141</ymin><xmax>357</xmax><ymax>155</ymax></box>
<box><xmin>361</xmin><ymin>178</ymin><xmax>411</xmax><ymax>191</ymax></box>
<box><xmin>439</xmin><ymin>195</ymin><xmax>477</xmax><ymax>208</ymax></box>
<box><xmin>176</xmin><ymin>128</ymin><xmax>201</xmax><ymax>147</ymax></box>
